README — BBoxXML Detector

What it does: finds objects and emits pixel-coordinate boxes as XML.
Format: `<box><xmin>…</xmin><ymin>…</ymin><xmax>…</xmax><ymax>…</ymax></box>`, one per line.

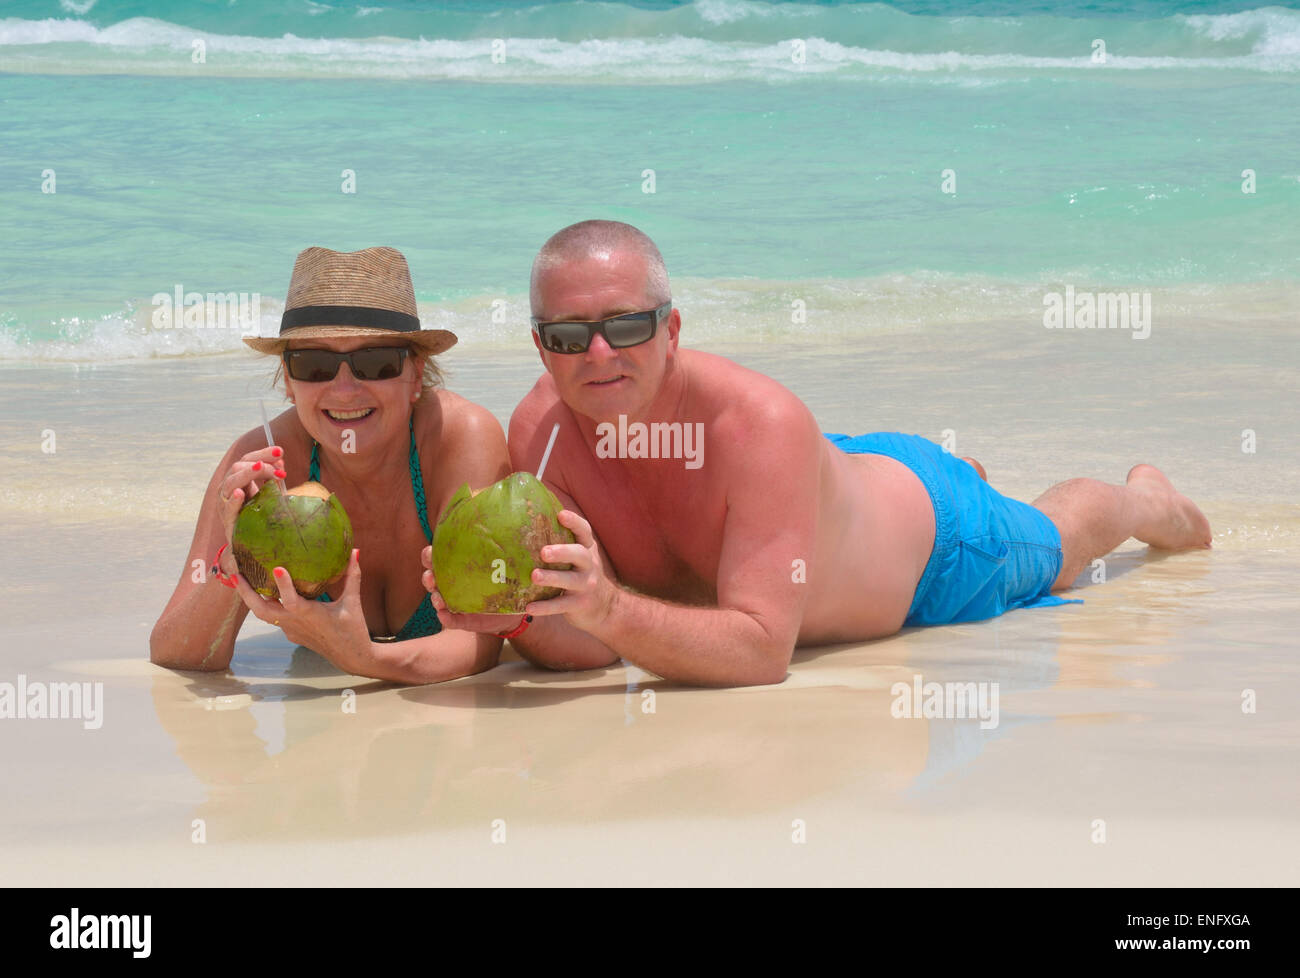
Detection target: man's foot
<box><xmin>1125</xmin><ymin>464</ymin><xmax>1212</xmax><ymax>550</ymax></box>
<box><xmin>961</xmin><ymin>456</ymin><xmax>988</xmax><ymax>482</ymax></box>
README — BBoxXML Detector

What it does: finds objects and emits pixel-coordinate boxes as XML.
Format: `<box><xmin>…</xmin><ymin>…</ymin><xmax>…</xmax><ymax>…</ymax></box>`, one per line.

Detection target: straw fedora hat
<box><xmin>243</xmin><ymin>246</ymin><xmax>457</xmax><ymax>356</ymax></box>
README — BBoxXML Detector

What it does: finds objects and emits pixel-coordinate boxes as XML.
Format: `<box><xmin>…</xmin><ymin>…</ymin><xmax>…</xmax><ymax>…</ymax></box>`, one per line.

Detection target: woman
<box><xmin>150</xmin><ymin>246</ymin><xmax>526</xmax><ymax>683</ymax></box>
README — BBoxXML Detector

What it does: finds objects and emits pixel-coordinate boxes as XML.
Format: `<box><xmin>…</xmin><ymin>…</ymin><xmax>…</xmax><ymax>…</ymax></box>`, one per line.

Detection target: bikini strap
<box><xmin>409</xmin><ymin>416</ymin><xmax>432</xmax><ymax>542</ymax></box>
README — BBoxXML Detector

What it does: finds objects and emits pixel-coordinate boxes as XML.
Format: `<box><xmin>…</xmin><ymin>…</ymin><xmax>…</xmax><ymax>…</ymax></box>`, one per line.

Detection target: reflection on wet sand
<box><xmin>145</xmin><ymin>544</ymin><xmax>1210</xmax><ymax>842</ymax></box>
<box><xmin>151</xmin><ymin>640</ymin><xmax>932</xmax><ymax>841</ymax></box>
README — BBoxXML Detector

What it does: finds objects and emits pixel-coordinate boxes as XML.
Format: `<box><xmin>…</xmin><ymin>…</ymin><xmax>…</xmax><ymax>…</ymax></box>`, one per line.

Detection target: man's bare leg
<box><xmin>961</xmin><ymin>456</ymin><xmax>987</xmax><ymax>481</ymax></box>
<box><xmin>1032</xmin><ymin>464</ymin><xmax>1212</xmax><ymax>591</ymax></box>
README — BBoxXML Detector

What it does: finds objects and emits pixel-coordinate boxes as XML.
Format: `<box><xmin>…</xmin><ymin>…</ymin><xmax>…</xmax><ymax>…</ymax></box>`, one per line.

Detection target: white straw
<box><xmin>259</xmin><ymin>400</ymin><xmax>288</xmax><ymax>493</ymax></box>
<box><xmin>535</xmin><ymin>422</ymin><xmax>560</xmax><ymax>483</ymax></box>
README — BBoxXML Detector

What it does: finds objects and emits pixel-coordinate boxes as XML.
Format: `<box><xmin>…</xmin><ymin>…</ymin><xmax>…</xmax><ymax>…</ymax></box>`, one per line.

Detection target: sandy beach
<box><xmin>3</xmin><ymin>305</ymin><xmax>1297</xmax><ymax>886</ymax></box>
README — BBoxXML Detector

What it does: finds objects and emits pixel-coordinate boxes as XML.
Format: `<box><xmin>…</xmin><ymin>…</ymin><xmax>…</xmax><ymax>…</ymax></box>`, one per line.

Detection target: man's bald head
<box><xmin>530</xmin><ymin>220</ymin><xmax>671</xmax><ymax>316</ymax></box>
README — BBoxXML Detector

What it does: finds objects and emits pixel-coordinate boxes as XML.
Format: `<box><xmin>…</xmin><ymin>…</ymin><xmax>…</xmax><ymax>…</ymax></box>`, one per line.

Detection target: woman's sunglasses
<box><xmin>532</xmin><ymin>302</ymin><xmax>671</xmax><ymax>355</ymax></box>
<box><xmin>282</xmin><ymin>346</ymin><xmax>410</xmax><ymax>382</ymax></box>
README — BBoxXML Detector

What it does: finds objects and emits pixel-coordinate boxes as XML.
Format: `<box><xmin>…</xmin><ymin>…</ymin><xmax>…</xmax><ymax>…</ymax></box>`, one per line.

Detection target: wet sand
<box><xmin>2</xmin><ymin>315</ymin><xmax>1297</xmax><ymax>885</ymax></box>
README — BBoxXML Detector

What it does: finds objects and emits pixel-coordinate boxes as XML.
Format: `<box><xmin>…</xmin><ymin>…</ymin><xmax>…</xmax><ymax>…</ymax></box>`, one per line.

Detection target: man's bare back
<box><xmin>511</xmin><ymin>348</ymin><xmax>938</xmax><ymax>644</ymax></box>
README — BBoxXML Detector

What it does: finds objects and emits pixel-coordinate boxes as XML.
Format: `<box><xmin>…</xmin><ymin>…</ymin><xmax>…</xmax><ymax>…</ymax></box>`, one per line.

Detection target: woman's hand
<box><xmin>217</xmin><ymin>445</ymin><xmax>287</xmax><ymax>548</ymax></box>
<box><xmin>234</xmin><ymin>548</ymin><xmax>371</xmax><ymax>668</ymax></box>
<box><xmin>419</xmin><ymin>546</ymin><xmax>525</xmax><ymax>635</ymax></box>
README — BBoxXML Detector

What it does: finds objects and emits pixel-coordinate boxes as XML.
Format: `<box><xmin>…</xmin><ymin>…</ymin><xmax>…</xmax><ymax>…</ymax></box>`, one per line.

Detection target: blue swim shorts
<box><xmin>826</xmin><ymin>432</ymin><xmax>1082</xmax><ymax>626</ymax></box>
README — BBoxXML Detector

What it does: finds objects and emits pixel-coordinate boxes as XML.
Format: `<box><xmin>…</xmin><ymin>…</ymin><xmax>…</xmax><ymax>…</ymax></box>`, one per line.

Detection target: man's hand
<box><xmin>524</xmin><ymin>509</ymin><xmax>618</xmax><ymax>632</ymax></box>
<box><xmin>421</xmin><ymin>511</ymin><xmax>615</xmax><ymax>634</ymax></box>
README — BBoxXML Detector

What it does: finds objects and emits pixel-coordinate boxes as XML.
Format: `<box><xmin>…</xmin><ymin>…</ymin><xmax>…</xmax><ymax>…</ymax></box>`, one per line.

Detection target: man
<box><xmin>423</xmin><ymin>221</ymin><xmax>1211</xmax><ymax>687</ymax></box>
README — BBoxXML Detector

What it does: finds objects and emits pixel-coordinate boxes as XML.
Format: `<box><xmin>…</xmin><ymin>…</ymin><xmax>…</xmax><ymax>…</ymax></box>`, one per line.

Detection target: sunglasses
<box><xmin>282</xmin><ymin>346</ymin><xmax>410</xmax><ymax>382</ymax></box>
<box><xmin>532</xmin><ymin>302</ymin><xmax>671</xmax><ymax>355</ymax></box>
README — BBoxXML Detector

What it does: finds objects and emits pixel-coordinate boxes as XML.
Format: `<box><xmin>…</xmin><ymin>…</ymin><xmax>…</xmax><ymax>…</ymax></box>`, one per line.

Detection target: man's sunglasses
<box><xmin>282</xmin><ymin>346</ymin><xmax>410</xmax><ymax>383</ymax></box>
<box><xmin>532</xmin><ymin>302</ymin><xmax>671</xmax><ymax>355</ymax></box>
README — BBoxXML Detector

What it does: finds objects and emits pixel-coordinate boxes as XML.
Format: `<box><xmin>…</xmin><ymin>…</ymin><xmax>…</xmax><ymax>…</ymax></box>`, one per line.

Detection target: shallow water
<box><xmin>3</xmin><ymin>1</ymin><xmax>1298</xmax><ymax>357</ymax></box>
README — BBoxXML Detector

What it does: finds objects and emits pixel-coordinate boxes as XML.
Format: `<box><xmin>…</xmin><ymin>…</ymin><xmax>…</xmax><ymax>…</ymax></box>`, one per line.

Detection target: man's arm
<box><xmin>502</xmin><ymin>483</ymin><xmax>621</xmax><ymax>672</ymax></box>
<box><xmin>508</xmin><ymin>610</ymin><xmax>621</xmax><ymax>672</ymax></box>
<box><xmin>499</xmin><ymin>385</ymin><xmax>622</xmax><ymax>671</ymax></box>
<box><xmin>526</xmin><ymin>402</ymin><xmax>823</xmax><ymax>687</ymax></box>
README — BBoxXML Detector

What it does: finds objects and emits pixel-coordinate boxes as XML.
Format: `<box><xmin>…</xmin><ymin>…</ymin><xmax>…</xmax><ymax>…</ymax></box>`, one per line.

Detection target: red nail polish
<box><xmin>271</xmin><ymin>447</ymin><xmax>282</xmax><ymax>458</ymax></box>
<box><xmin>274</xmin><ymin>469</ymin><xmax>286</xmax><ymax>479</ymax></box>
<box><xmin>252</xmin><ymin>461</ymin><xmax>262</xmax><ymax>471</ymax></box>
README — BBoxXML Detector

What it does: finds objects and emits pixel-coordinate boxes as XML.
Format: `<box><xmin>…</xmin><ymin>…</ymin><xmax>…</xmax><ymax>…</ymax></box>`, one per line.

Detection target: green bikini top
<box><xmin>310</xmin><ymin>416</ymin><xmax>442</xmax><ymax>643</ymax></box>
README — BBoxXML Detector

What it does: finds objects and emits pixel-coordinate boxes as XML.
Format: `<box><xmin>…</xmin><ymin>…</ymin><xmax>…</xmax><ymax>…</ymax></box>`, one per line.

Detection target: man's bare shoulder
<box><xmin>508</xmin><ymin>373</ymin><xmax>576</xmax><ymax>469</ymax></box>
<box><xmin>681</xmin><ymin>349</ymin><xmax>819</xmax><ymax>447</ymax></box>
<box><xmin>509</xmin><ymin>373</ymin><xmax>559</xmax><ymax>434</ymax></box>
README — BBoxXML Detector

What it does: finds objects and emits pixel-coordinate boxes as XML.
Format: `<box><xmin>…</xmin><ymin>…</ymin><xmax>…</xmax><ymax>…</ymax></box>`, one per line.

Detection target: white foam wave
<box><xmin>1182</xmin><ymin>6</ymin><xmax>1300</xmax><ymax>56</ymax></box>
<box><xmin>695</xmin><ymin>0</ymin><xmax>811</xmax><ymax>26</ymax></box>
<box><xmin>0</xmin><ymin>300</ymin><xmax>283</xmax><ymax>362</ymax></box>
<box><xmin>0</xmin><ymin>16</ymin><xmax>1296</xmax><ymax>82</ymax></box>
<box><xmin>7</xmin><ymin>278</ymin><xmax>1297</xmax><ymax>362</ymax></box>
<box><xmin>0</xmin><ymin>17</ymin><xmax>100</xmax><ymax>44</ymax></box>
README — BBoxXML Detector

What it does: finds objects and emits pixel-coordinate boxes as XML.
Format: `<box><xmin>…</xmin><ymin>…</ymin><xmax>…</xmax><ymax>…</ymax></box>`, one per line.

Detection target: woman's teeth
<box><xmin>325</xmin><ymin>408</ymin><xmax>374</xmax><ymax>420</ymax></box>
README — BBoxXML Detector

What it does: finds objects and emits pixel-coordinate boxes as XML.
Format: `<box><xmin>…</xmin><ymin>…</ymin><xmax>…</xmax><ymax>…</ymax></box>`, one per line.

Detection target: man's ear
<box><xmin>665</xmin><ymin>308</ymin><xmax>681</xmax><ymax>352</ymax></box>
<box><xmin>531</xmin><ymin>329</ymin><xmax>549</xmax><ymax>368</ymax></box>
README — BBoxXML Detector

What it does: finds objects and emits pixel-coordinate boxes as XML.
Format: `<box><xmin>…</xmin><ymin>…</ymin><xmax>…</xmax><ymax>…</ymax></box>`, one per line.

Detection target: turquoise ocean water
<box><xmin>0</xmin><ymin>0</ymin><xmax>1296</xmax><ymax>358</ymax></box>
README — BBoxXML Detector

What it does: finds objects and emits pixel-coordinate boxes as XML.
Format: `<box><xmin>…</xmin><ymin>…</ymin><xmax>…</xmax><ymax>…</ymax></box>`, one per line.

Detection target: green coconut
<box><xmin>231</xmin><ymin>480</ymin><xmax>353</xmax><ymax>599</ymax></box>
<box><xmin>432</xmin><ymin>472</ymin><xmax>575</xmax><ymax>614</ymax></box>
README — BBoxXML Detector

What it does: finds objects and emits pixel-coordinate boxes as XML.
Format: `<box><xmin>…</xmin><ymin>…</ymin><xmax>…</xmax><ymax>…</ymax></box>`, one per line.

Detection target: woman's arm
<box><xmin>149</xmin><ymin>431</ymin><xmax>278</xmax><ymax>671</ymax></box>
<box><xmin>348</xmin><ymin>628</ymin><xmax>503</xmax><ymax>685</ymax></box>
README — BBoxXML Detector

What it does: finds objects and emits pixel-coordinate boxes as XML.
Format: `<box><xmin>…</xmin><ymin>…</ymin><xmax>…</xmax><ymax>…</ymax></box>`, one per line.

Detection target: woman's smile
<box><xmin>322</xmin><ymin>407</ymin><xmax>376</xmax><ymax>425</ymax></box>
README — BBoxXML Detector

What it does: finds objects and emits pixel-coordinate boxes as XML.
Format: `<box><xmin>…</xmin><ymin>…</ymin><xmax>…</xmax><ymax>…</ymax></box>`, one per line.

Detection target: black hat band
<box><xmin>280</xmin><ymin>305</ymin><xmax>421</xmax><ymax>334</ymax></box>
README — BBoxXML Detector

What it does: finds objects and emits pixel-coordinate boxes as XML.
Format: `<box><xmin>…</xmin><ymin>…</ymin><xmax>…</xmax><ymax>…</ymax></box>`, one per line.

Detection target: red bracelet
<box><xmin>495</xmin><ymin>615</ymin><xmax>533</xmax><ymax>640</ymax></box>
<box><xmin>211</xmin><ymin>543</ymin><xmax>238</xmax><ymax>589</ymax></box>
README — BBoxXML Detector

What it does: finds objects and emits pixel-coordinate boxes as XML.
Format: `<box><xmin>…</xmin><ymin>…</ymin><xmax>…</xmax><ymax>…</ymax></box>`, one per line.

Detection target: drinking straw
<box><xmin>259</xmin><ymin>400</ymin><xmax>288</xmax><ymax>493</ymax></box>
<box><xmin>536</xmin><ymin>422</ymin><xmax>560</xmax><ymax>483</ymax></box>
